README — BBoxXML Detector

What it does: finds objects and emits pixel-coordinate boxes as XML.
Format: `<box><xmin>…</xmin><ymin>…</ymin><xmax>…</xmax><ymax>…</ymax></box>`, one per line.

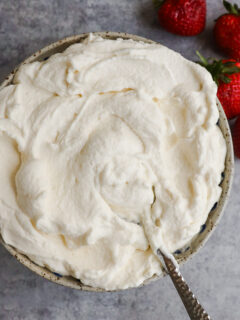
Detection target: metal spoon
<box><xmin>157</xmin><ymin>249</ymin><xmax>211</xmax><ymax>320</ymax></box>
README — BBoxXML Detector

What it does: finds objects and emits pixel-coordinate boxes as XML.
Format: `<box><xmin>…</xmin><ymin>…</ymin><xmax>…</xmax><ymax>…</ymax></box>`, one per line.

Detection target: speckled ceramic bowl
<box><xmin>0</xmin><ymin>32</ymin><xmax>234</xmax><ymax>292</ymax></box>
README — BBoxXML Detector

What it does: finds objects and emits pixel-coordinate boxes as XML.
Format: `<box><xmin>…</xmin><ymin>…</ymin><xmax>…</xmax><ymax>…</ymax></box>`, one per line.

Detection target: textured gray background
<box><xmin>0</xmin><ymin>1</ymin><xmax>239</xmax><ymax>319</ymax></box>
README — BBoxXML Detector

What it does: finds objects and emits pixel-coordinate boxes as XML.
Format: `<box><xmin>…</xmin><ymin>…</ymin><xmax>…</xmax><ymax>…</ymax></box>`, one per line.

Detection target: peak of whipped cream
<box><xmin>0</xmin><ymin>34</ymin><xmax>226</xmax><ymax>290</ymax></box>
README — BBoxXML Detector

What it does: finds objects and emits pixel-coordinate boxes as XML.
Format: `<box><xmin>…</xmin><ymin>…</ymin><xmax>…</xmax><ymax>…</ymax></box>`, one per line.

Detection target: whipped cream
<box><xmin>0</xmin><ymin>34</ymin><xmax>226</xmax><ymax>290</ymax></box>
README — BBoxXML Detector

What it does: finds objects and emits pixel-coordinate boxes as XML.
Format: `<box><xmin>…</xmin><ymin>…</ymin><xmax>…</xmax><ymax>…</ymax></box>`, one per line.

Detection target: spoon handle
<box><xmin>158</xmin><ymin>251</ymin><xmax>211</xmax><ymax>320</ymax></box>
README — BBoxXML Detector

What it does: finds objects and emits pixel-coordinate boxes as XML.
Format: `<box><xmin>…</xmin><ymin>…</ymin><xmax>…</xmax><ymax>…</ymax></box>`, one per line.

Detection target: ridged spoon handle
<box><xmin>157</xmin><ymin>249</ymin><xmax>211</xmax><ymax>320</ymax></box>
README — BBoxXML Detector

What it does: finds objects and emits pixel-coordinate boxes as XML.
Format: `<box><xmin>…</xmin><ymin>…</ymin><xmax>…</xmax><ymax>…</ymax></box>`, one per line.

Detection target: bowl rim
<box><xmin>0</xmin><ymin>31</ymin><xmax>235</xmax><ymax>292</ymax></box>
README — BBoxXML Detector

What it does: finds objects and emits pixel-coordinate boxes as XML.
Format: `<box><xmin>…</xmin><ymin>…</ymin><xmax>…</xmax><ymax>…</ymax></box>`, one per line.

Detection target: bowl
<box><xmin>0</xmin><ymin>32</ymin><xmax>234</xmax><ymax>292</ymax></box>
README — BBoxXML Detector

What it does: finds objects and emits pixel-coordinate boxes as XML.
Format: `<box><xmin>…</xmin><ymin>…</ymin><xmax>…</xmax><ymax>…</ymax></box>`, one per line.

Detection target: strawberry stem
<box><xmin>196</xmin><ymin>51</ymin><xmax>240</xmax><ymax>85</ymax></box>
<box><xmin>152</xmin><ymin>0</ymin><xmax>165</xmax><ymax>9</ymax></box>
<box><xmin>223</xmin><ymin>0</ymin><xmax>240</xmax><ymax>15</ymax></box>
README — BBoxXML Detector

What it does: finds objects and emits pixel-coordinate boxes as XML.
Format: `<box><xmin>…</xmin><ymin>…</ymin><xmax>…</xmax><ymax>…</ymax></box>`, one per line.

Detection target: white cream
<box><xmin>0</xmin><ymin>34</ymin><xmax>226</xmax><ymax>290</ymax></box>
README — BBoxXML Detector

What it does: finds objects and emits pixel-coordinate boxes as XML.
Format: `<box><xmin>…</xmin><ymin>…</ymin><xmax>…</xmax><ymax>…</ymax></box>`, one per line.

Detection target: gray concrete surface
<box><xmin>0</xmin><ymin>0</ymin><xmax>239</xmax><ymax>319</ymax></box>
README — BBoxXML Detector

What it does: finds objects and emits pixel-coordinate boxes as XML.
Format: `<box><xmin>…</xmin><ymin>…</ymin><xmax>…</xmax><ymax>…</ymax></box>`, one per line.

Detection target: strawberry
<box><xmin>232</xmin><ymin>117</ymin><xmax>240</xmax><ymax>158</ymax></box>
<box><xmin>154</xmin><ymin>0</ymin><xmax>206</xmax><ymax>36</ymax></box>
<box><xmin>214</xmin><ymin>1</ymin><xmax>240</xmax><ymax>60</ymax></box>
<box><xmin>197</xmin><ymin>52</ymin><xmax>240</xmax><ymax>119</ymax></box>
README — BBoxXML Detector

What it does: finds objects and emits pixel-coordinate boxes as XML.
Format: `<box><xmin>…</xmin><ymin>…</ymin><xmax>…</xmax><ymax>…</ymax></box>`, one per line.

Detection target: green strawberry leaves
<box><xmin>196</xmin><ymin>51</ymin><xmax>240</xmax><ymax>85</ymax></box>
<box><xmin>223</xmin><ymin>0</ymin><xmax>240</xmax><ymax>16</ymax></box>
<box><xmin>196</xmin><ymin>51</ymin><xmax>209</xmax><ymax>66</ymax></box>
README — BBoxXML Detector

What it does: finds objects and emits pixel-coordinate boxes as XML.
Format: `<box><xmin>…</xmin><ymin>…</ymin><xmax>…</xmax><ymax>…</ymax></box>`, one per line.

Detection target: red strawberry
<box><xmin>232</xmin><ymin>117</ymin><xmax>240</xmax><ymax>158</ymax></box>
<box><xmin>197</xmin><ymin>52</ymin><xmax>240</xmax><ymax>119</ymax></box>
<box><xmin>154</xmin><ymin>0</ymin><xmax>206</xmax><ymax>36</ymax></box>
<box><xmin>214</xmin><ymin>1</ymin><xmax>240</xmax><ymax>60</ymax></box>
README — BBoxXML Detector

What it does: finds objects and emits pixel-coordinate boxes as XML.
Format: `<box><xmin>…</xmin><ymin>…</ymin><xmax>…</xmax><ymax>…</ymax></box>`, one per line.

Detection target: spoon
<box><xmin>157</xmin><ymin>249</ymin><xmax>211</xmax><ymax>320</ymax></box>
